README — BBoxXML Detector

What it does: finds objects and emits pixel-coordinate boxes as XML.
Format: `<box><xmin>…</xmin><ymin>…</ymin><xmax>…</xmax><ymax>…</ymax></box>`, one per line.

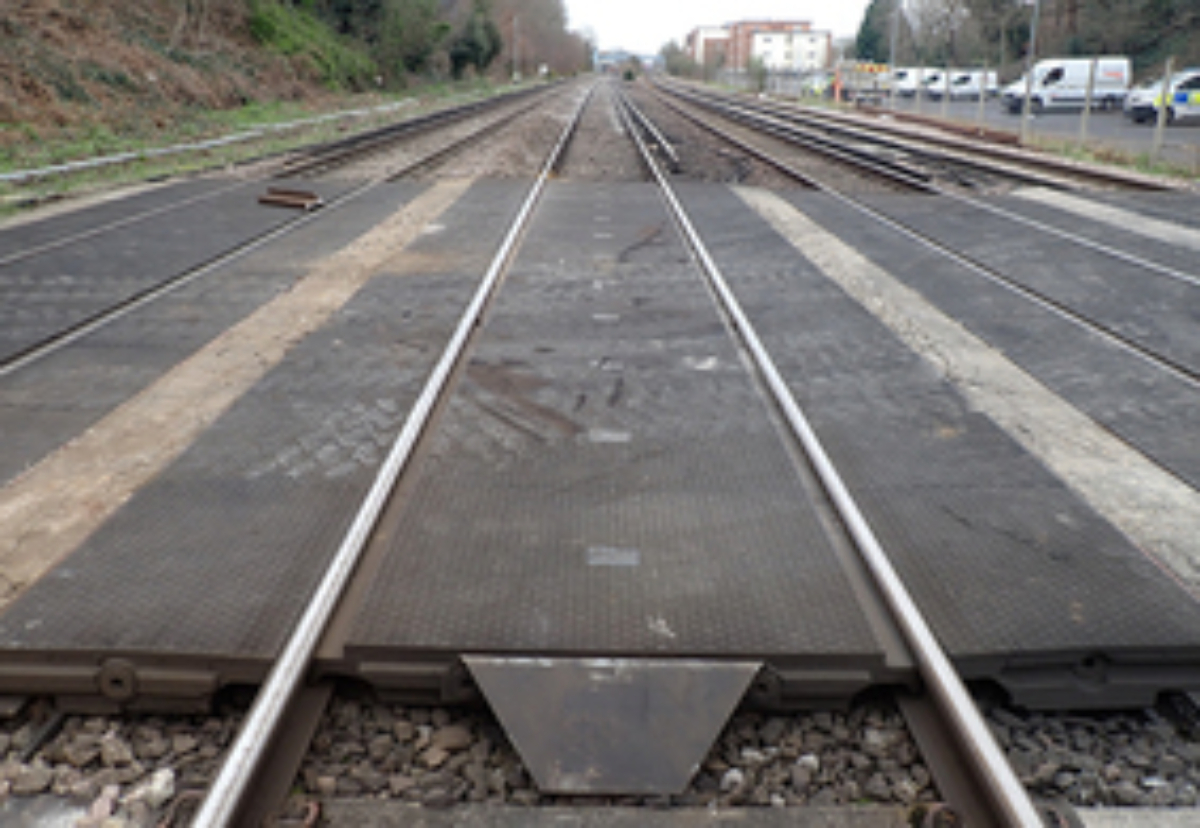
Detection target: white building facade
<box><xmin>751</xmin><ymin>29</ymin><xmax>831</xmax><ymax>72</ymax></box>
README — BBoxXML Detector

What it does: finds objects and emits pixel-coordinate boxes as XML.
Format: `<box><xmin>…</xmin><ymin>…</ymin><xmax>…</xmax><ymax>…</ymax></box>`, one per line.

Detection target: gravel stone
<box><xmin>11</xmin><ymin>760</ymin><xmax>54</xmax><ymax>795</ymax></box>
<box><xmin>719</xmin><ymin>767</ymin><xmax>745</xmax><ymax>793</ymax></box>
<box><xmin>100</xmin><ymin>734</ymin><xmax>135</xmax><ymax>768</ymax></box>
<box><xmin>430</xmin><ymin>724</ymin><xmax>472</xmax><ymax>753</ymax></box>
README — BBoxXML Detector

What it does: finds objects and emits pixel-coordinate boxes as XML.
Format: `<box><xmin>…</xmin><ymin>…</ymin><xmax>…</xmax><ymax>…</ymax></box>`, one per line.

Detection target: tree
<box><xmin>856</xmin><ymin>0</ymin><xmax>894</xmax><ymax>62</ymax></box>
<box><xmin>747</xmin><ymin>56</ymin><xmax>768</xmax><ymax>92</ymax></box>
<box><xmin>660</xmin><ymin>41</ymin><xmax>698</xmax><ymax>78</ymax></box>
<box><xmin>449</xmin><ymin>0</ymin><xmax>503</xmax><ymax>77</ymax></box>
<box><xmin>377</xmin><ymin>0</ymin><xmax>451</xmax><ymax>76</ymax></box>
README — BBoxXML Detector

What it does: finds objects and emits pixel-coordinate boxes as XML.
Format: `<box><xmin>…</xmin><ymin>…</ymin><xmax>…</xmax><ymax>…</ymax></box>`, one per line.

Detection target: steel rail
<box><xmin>622</xmin><ymin>87</ymin><xmax>679</xmax><ymax>169</ymax></box>
<box><xmin>817</xmin><ymin>191</ymin><xmax>1200</xmax><ymax>391</ymax></box>
<box><xmin>663</xmin><ymin>79</ymin><xmax>1071</xmax><ymax>192</ymax></box>
<box><xmin>0</xmin><ymin>84</ymin><xmax>578</xmax><ymax>380</ymax></box>
<box><xmin>642</xmin><ymin>83</ymin><xmax>1200</xmax><ymax>391</ymax></box>
<box><xmin>661</xmin><ymin>77</ymin><xmax>1172</xmax><ymax>192</ymax></box>
<box><xmin>277</xmin><ymin>83</ymin><xmax>551</xmax><ymax>177</ymax></box>
<box><xmin>614</xmin><ymin>82</ymin><xmax>1044</xmax><ymax>828</ymax></box>
<box><xmin>794</xmin><ymin>99</ymin><xmax>1173</xmax><ymax>192</ymax></box>
<box><xmin>0</xmin><ymin>179</ymin><xmax>254</xmax><ymax>269</ymax></box>
<box><xmin>653</xmin><ymin>83</ymin><xmax>937</xmax><ymax>192</ymax></box>
<box><xmin>0</xmin><ymin>86</ymin><xmax>554</xmax><ymax>270</ymax></box>
<box><xmin>642</xmin><ymin>86</ymin><xmax>823</xmax><ymax>188</ymax></box>
<box><xmin>385</xmin><ymin>90</ymin><xmax>554</xmax><ymax>182</ymax></box>
<box><xmin>190</xmin><ymin>80</ymin><xmax>598</xmax><ymax>828</ymax></box>
<box><xmin>0</xmin><ymin>99</ymin><xmax>422</xmax><ymax>184</ymax></box>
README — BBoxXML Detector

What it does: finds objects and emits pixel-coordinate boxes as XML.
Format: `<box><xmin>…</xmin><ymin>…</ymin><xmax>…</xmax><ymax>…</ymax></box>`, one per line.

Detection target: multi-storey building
<box><xmin>726</xmin><ymin>20</ymin><xmax>832</xmax><ymax>72</ymax></box>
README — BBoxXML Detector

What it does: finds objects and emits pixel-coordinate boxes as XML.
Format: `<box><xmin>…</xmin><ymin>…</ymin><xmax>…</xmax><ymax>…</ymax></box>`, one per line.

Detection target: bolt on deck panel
<box><xmin>0</xmin><ymin>176</ymin><xmax>368</xmax><ymax>365</ymax></box>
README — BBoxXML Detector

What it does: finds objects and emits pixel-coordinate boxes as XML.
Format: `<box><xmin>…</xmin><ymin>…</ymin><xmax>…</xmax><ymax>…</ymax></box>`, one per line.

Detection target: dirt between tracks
<box><xmin>556</xmin><ymin>81</ymin><xmax>646</xmax><ymax>180</ymax></box>
<box><xmin>417</xmin><ymin>83</ymin><xmax>587</xmax><ymax>180</ymax></box>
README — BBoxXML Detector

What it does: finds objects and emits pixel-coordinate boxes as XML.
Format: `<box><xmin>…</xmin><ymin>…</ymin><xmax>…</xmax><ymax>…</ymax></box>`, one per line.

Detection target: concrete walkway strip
<box><xmin>735</xmin><ymin>186</ymin><xmax>1200</xmax><ymax>594</ymax></box>
<box><xmin>0</xmin><ymin>179</ymin><xmax>472</xmax><ymax>608</ymax></box>
<box><xmin>1013</xmin><ymin>187</ymin><xmax>1200</xmax><ymax>251</ymax></box>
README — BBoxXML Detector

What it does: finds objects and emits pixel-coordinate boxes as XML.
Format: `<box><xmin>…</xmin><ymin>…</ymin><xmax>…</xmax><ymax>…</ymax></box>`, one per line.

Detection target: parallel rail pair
<box><xmin>194</xmin><ymin>78</ymin><xmax>1044</xmax><ymax>828</ymax></box>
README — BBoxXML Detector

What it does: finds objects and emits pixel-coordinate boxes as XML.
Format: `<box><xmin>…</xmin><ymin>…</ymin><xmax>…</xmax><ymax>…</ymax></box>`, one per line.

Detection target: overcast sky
<box><xmin>564</xmin><ymin>0</ymin><xmax>873</xmax><ymax>56</ymax></box>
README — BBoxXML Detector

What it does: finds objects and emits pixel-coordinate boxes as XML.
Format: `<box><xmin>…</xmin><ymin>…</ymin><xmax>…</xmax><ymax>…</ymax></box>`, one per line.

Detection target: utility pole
<box><xmin>512</xmin><ymin>14</ymin><xmax>520</xmax><ymax>81</ymax></box>
<box><xmin>889</xmin><ymin>0</ymin><xmax>901</xmax><ymax>109</ymax></box>
<box><xmin>1019</xmin><ymin>0</ymin><xmax>1042</xmax><ymax>146</ymax></box>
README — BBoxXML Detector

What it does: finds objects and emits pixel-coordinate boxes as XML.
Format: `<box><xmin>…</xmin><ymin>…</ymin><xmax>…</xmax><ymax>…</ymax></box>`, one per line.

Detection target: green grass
<box><xmin>247</xmin><ymin>1</ymin><xmax>376</xmax><ymax>89</ymax></box>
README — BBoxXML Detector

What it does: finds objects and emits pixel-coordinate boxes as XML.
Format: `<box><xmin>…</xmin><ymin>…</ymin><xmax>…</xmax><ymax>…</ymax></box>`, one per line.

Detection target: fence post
<box><xmin>1079</xmin><ymin>57</ymin><xmax>1097</xmax><ymax>145</ymax></box>
<box><xmin>1020</xmin><ymin>0</ymin><xmax>1043</xmax><ymax>146</ymax></box>
<box><xmin>1152</xmin><ymin>56</ymin><xmax>1174</xmax><ymax>162</ymax></box>
<box><xmin>976</xmin><ymin>64</ymin><xmax>988</xmax><ymax>129</ymax></box>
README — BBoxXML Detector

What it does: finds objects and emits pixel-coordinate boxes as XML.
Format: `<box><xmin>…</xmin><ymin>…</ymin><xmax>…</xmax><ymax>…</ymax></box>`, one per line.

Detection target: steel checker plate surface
<box><xmin>791</xmin><ymin>191</ymin><xmax>1200</xmax><ymax>489</ymax></box>
<box><xmin>676</xmin><ymin>183</ymin><xmax>1200</xmax><ymax>658</ymax></box>
<box><xmin>0</xmin><ymin>176</ymin><xmax>366</xmax><ymax>364</ymax></box>
<box><xmin>851</xmin><ymin>193</ymin><xmax>1200</xmax><ymax>365</ymax></box>
<box><xmin>0</xmin><ymin>182</ymin><xmax>429</xmax><ymax>488</ymax></box>
<box><xmin>347</xmin><ymin>182</ymin><xmax>882</xmax><ymax>659</ymax></box>
<box><xmin>0</xmin><ymin>181</ymin><xmax>526</xmax><ymax>659</ymax></box>
<box><xmin>0</xmin><ymin>179</ymin><xmax>239</xmax><ymax>260</ymax></box>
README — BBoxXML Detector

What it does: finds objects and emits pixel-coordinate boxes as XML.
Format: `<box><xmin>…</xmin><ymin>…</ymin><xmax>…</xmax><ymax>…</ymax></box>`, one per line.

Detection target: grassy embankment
<box><xmin>0</xmin><ymin>2</ymin><xmax>505</xmax><ymax>214</ymax></box>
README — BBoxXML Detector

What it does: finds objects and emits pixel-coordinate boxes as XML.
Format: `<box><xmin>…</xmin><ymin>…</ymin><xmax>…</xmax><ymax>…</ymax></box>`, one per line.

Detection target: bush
<box><xmin>248</xmin><ymin>1</ymin><xmax>376</xmax><ymax>88</ymax></box>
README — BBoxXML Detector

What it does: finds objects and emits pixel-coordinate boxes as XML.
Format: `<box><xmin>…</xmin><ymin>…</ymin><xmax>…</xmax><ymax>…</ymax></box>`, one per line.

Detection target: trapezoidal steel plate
<box><xmin>464</xmin><ymin>656</ymin><xmax>760</xmax><ymax>796</ymax></box>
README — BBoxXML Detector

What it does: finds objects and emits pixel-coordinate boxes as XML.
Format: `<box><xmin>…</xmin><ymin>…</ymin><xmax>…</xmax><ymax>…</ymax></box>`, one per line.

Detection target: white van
<box><xmin>892</xmin><ymin>67</ymin><xmax>935</xmax><ymax>97</ymax></box>
<box><xmin>919</xmin><ymin>70</ymin><xmax>946</xmax><ymax>98</ymax></box>
<box><xmin>1001</xmin><ymin>57</ymin><xmax>1131</xmax><ymax>113</ymax></box>
<box><xmin>944</xmin><ymin>70</ymin><xmax>999</xmax><ymax>100</ymax></box>
<box><xmin>924</xmin><ymin>70</ymin><xmax>959</xmax><ymax>100</ymax></box>
<box><xmin>1124</xmin><ymin>68</ymin><xmax>1200</xmax><ymax>124</ymax></box>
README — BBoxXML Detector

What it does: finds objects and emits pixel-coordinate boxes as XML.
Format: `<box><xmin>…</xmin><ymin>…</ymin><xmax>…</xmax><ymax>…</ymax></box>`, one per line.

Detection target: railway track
<box><xmin>1</xmin><ymin>76</ymin><xmax>1199</xmax><ymax>827</ymax></box>
<box><xmin>641</xmin><ymin>78</ymin><xmax>1200</xmax><ymax>489</ymax></box>
<box><xmin>653</xmin><ymin>78</ymin><xmax>1174</xmax><ymax>193</ymax></box>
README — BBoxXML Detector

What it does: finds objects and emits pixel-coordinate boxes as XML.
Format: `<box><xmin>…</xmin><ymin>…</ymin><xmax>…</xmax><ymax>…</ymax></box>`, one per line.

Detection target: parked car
<box><xmin>1001</xmin><ymin>56</ymin><xmax>1131</xmax><ymax>113</ymax></box>
<box><xmin>1124</xmin><ymin>68</ymin><xmax>1200</xmax><ymax>123</ymax></box>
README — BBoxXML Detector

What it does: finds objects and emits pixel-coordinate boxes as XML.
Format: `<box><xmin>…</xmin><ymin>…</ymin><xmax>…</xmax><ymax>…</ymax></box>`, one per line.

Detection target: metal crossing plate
<box><xmin>465</xmin><ymin>656</ymin><xmax>759</xmax><ymax>795</ymax></box>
